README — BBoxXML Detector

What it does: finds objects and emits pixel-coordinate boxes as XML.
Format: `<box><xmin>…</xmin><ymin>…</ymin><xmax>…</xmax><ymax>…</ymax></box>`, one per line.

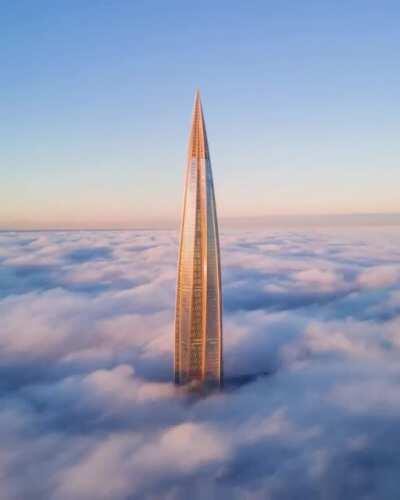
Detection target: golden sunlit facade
<box><xmin>174</xmin><ymin>91</ymin><xmax>223</xmax><ymax>387</ymax></box>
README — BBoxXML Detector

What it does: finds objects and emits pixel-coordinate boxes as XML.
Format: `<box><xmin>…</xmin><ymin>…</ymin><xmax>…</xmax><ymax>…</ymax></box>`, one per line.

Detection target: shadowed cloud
<box><xmin>66</xmin><ymin>246</ymin><xmax>114</xmax><ymax>263</ymax></box>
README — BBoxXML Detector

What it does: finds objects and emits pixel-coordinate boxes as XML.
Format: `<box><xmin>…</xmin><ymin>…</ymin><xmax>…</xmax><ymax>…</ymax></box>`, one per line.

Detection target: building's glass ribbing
<box><xmin>174</xmin><ymin>92</ymin><xmax>223</xmax><ymax>386</ymax></box>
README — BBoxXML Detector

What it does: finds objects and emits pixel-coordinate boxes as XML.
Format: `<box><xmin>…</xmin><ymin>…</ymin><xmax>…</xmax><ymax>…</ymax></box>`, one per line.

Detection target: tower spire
<box><xmin>174</xmin><ymin>91</ymin><xmax>223</xmax><ymax>387</ymax></box>
<box><xmin>188</xmin><ymin>90</ymin><xmax>209</xmax><ymax>160</ymax></box>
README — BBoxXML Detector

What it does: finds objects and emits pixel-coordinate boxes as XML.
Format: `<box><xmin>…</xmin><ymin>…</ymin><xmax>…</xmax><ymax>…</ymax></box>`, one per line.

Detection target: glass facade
<box><xmin>174</xmin><ymin>92</ymin><xmax>223</xmax><ymax>386</ymax></box>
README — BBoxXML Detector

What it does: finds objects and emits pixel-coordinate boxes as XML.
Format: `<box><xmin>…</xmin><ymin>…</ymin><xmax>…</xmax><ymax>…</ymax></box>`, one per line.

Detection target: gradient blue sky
<box><xmin>1</xmin><ymin>0</ymin><xmax>400</xmax><ymax>228</ymax></box>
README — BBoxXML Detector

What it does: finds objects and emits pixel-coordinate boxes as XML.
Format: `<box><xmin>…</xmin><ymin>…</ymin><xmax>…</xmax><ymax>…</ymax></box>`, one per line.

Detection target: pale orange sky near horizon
<box><xmin>2</xmin><ymin>213</ymin><xmax>400</xmax><ymax>231</ymax></box>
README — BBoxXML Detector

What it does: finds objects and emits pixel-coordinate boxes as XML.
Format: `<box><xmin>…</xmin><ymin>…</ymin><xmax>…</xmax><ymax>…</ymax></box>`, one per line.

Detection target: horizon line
<box><xmin>2</xmin><ymin>212</ymin><xmax>400</xmax><ymax>231</ymax></box>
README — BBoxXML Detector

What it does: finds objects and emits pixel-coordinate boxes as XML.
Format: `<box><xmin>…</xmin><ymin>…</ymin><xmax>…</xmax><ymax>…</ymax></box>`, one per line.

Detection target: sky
<box><xmin>2</xmin><ymin>226</ymin><xmax>400</xmax><ymax>499</ymax></box>
<box><xmin>1</xmin><ymin>0</ymin><xmax>400</xmax><ymax>229</ymax></box>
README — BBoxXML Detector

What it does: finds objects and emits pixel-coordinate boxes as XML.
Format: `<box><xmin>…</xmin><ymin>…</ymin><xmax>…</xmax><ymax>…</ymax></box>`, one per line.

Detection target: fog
<box><xmin>1</xmin><ymin>227</ymin><xmax>400</xmax><ymax>499</ymax></box>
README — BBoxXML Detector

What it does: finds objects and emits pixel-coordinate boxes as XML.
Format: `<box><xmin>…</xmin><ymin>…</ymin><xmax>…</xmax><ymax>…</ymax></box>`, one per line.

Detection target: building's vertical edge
<box><xmin>213</xmin><ymin>170</ymin><xmax>223</xmax><ymax>386</ymax></box>
<box><xmin>174</xmin><ymin>154</ymin><xmax>190</xmax><ymax>384</ymax></box>
<box><xmin>204</xmin><ymin>157</ymin><xmax>223</xmax><ymax>386</ymax></box>
<box><xmin>174</xmin><ymin>97</ymin><xmax>199</xmax><ymax>384</ymax></box>
<box><xmin>200</xmin><ymin>158</ymin><xmax>208</xmax><ymax>380</ymax></box>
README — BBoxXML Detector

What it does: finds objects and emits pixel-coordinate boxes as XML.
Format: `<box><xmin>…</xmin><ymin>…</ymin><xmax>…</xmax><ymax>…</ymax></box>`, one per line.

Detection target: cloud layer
<box><xmin>1</xmin><ymin>227</ymin><xmax>400</xmax><ymax>499</ymax></box>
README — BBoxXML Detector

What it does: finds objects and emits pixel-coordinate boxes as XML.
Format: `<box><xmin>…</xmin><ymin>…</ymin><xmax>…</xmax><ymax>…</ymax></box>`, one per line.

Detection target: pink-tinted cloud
<box><xmin>1</xmin><ymin>228</ymin><xmax>400</xmax><ymax>499</ymax></box>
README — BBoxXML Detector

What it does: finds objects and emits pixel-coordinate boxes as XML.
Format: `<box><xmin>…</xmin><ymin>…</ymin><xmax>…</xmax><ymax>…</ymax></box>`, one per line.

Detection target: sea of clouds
<box><xmin>1</xmin><ymin>227</ymin><xmax>400</xmax><ymax>500</ymax></box>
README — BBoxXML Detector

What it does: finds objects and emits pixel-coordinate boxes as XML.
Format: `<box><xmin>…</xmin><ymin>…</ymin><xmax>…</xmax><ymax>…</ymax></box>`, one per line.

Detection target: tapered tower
<box><xmin>174</xmin><ymin>91</ymin><xmax>223</xmax><ymax>387</ymax></box>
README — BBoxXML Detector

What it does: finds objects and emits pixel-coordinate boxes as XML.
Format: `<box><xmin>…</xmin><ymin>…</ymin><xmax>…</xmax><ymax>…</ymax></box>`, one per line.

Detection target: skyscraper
<box><xmin>174</xmin><ymin>91</ymin><xmax>223</xmax><ymax>387</ymax></box>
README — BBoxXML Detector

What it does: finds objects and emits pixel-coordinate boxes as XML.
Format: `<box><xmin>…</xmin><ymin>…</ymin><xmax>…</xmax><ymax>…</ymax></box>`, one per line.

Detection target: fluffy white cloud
<box><xmin>357</xmin><ymin>265</ymin><xmax>400</xmax><ymax>289</ymax></box>
<box><xmin>1</xmin><ymin>227</ymin><xmax>400</xmax><ymax>499</ymax></box>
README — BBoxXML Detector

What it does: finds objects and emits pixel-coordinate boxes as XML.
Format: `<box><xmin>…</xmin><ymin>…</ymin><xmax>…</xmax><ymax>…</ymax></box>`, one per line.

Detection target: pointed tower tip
<box><xmin>189</xmin><ymin>89</ymin><xmax>209</xmax><ymax>159</ymax></box>
<box><xmin>194</xmin><ymin>89</ymin><xmax>201</xmax><ymax>106</ymax></box>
